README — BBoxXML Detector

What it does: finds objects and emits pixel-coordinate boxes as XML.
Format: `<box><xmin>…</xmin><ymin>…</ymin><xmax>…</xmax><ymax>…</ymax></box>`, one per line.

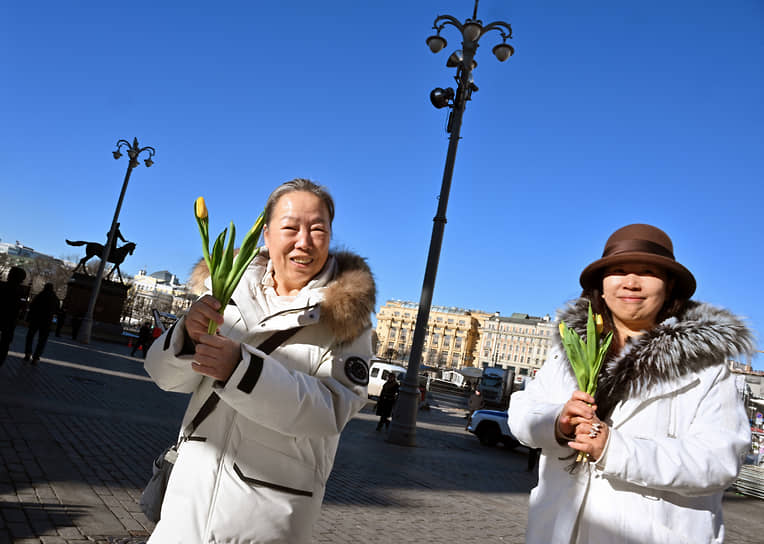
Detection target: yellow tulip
<box><xmin>195</xmin><ymin>197</ymin><xmax>208</xmax><ymax>220</ymax></box>
<box><xmin>559</xmin><ymin>323</ymin><xmax>565</xmax><ymax>337</ymax></box>
<box><xmin>595</xmin><ymin>314</ymin><xmax>604</xmax><ymax>335</ymax></box>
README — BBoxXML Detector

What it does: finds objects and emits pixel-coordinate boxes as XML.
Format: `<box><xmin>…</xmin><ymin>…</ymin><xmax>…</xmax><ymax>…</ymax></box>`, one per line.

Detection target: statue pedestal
<box><xmin>63</xmin><ymin>273</ymin><xmax>128</xmax><ymax>340</ymax></box>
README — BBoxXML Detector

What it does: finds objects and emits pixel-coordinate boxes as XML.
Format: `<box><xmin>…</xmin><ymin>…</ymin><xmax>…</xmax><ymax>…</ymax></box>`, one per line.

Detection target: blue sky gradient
<box><xmin>2</xmin><ymin>1</ymin><xmax>762</xmax><ymax>368</ymax></box>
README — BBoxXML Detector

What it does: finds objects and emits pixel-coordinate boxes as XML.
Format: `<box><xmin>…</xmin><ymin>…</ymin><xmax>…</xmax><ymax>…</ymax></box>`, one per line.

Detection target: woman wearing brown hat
<box><xmin>509</xmin><ymin>224</ymin><xmax>754</xmax><ymax>544</ymax></box>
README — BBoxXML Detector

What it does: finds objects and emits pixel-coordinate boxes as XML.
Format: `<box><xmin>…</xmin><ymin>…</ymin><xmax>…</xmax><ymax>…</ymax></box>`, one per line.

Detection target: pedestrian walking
<box><xmin>144</xmin><ymin>178</ymin><xmax>375</xmax><ymax>543</ymax></box>
<box><xmin>376</xmin><ymin>372</ymin><xmax>399</xmax><ymax>430</ymax></box>
<box><xmin>131</xmin><ymin>321</ymin><xmax>152</xmax><ymax>357</ymax></box>
<box><xmin>0</xmin><ymin>266</ymin><xmax>27</xmax><ymax>367</ymax></box>
<box><xmin>509</xmin><ymin>224</ymin><xmax>754</xmax><ymax>544</ymax></box>
<box><xmin>24</xmin><ymin>283</ymin><xmax>60</xmax><ymax>364</ymax></box>
<box><xmin>467</xmin><ymin>388</ymin><xmax>485</xmax><ymax>418</ymax></box>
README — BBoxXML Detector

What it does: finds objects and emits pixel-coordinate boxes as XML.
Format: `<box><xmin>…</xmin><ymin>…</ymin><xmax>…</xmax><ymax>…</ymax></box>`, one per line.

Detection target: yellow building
<box><xmin>375</xmin><ymin>300</ymin><xmax>484</xmax><ymax>369</ymax></box>
<box><xmin>376</xmin><ymin>300</ymin><xmax>555</xmax><ymax>379</ymax></box>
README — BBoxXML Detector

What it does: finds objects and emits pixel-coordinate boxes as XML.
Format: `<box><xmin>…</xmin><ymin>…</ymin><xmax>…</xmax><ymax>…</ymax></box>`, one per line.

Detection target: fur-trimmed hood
<box><xmin>188</xmin><ymin>248</ymin><xmax>376</xmax><ymax>344</ymax></box>
<box><xmin>556</xmin><ymin>298</ymin><xmax>755</xmax><ymax>418</ymax></box>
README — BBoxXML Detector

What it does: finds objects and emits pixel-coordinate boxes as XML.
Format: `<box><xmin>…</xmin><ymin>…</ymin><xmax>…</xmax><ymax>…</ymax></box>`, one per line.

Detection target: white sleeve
<box><xmin>144</xmin><ymin>317</ymin><xmax>203</xmax><ymax>394</ymax></box>
<box><xmin>508</xmin><ymin>346</ymin><xmax>578</xmax><ymax>455</ymax></box>
<box><xmin>214</xmin><ymin>328</ymin><xmax>372</xmax><ymax>438</ymax></box>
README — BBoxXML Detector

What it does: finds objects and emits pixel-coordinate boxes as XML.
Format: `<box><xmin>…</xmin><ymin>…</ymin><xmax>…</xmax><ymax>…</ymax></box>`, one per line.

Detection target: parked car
<box><xmin>466</xmin><ymin>409</ymin><xmax>520</xmax><ymax>448</ymax></box>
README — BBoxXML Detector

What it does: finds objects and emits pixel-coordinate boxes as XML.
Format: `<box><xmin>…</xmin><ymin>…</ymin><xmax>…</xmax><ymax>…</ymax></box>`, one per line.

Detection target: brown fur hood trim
<box><xmin>321</xmin><ymin>251</ymin><xmax>376</xmax><ymax>343</ymax></box>
<box><xmin>187</xmin><ymin>250</ymin><xmax>376</xmax><ymax>344</ymax></box>
<box><xmin>556</xmin><ymin>298</ymin><xmax>755</xmax><ymax>418</ymax></box>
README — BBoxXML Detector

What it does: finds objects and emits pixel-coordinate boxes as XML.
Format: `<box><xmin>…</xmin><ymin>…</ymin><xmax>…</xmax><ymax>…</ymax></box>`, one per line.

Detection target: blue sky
<box><xmin>2</xmin><ymin>1</ymin><xmax>763</xmax><ymax>369</ymax></box>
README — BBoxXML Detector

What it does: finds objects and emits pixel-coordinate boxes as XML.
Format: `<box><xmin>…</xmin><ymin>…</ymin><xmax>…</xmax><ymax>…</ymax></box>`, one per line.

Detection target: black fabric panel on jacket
<box><xmin>234</xmin><ymin>327</ymin><xmax>302</xmax><ymax>393</ymax></box>
<box><xmin>238</xmin><ymin>353</ymin><xmax>264</xmax><ymax>393</ymax></box>
<box><xmin>179</xmin><ymin>325</ymin><xmax>196</xmax><ymax>356</ymax></box>
<box><xmin>163</xmin><ymin>321</ymin><xmax>178</xmax><ymax>352</ymax></box>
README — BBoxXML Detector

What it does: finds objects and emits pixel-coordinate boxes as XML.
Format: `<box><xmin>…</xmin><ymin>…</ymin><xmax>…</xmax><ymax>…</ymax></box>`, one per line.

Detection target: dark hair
<box><xmin>581</xmin><ymin>271</ymin><xmax>688</xmax><ymax>349</ymax></box>
<box><xmin>6</xmin><ymin>266</ymin><xmax>26</xmax><ymax>285</ymax></box>
<box><xmin>263</xmin><ymin>178</ymin><xmax>335</xmax><ymax>229</ymax></box>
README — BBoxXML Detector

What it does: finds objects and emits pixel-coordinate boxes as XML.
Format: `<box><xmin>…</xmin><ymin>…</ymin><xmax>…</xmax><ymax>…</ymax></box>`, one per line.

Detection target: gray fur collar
<box><xmin>556</xmin><ymin>298</ymin><xmax>755</xmax><ymax>417</ymax></box>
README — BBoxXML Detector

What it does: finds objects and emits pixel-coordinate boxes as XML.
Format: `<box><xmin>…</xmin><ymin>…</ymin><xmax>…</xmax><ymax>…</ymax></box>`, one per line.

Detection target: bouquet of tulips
<box><xmin>194</xmin><ymin>197</ymin><xmax>265</xmax><ymax>335</ymax></box>
<box><xmin>558</xmin><ymin>303</ymin><xmax>613</xmax><ymax>462</ymax></box>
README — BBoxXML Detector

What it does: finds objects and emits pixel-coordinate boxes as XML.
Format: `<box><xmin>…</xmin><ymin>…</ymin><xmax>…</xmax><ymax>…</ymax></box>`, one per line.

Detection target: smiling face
<box><xmin>601</xmin><ymin>262</ymin><xmax>671</xmax><ymax>339</ymax></box>
<box><xmin>263</xmin><ymin>190</ymin><xmax>331</xmax><ymax>296</ymax></box>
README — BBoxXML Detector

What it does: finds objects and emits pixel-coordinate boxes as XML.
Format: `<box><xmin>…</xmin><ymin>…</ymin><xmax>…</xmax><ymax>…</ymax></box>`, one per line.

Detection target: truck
<box><xmin>478</xmin><ymin>367</ymin><xmax>515</xmax><ymax>410</ymax></box>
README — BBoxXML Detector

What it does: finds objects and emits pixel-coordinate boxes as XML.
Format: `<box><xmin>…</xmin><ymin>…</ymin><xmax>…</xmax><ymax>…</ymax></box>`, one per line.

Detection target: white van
<box><xmin>367</xmin><ymin>361</ymin><xmax>407</xmax><ymax>398</ymax></box>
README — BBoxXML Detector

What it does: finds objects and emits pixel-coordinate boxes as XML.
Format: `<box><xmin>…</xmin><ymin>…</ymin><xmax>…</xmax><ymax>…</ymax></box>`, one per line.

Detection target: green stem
<box><xmin>207</xmin><ymin>308</ymin><xmax>224</xmax><ymax>335</ymax></box>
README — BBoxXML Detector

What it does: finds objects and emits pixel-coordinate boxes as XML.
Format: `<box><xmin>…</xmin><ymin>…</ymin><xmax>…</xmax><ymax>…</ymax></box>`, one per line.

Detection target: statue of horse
<box><xmin>66</xmin><ymin>239</ymin><xmax>136</xmax><ymax>283</ymax></box>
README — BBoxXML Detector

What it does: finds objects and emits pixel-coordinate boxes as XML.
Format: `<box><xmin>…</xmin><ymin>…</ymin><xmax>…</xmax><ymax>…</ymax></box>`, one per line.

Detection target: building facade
<box><xmin>375</xmin><ymin>300</ymin><xmax>486</xmax><ymax>369</ymax></box>
<box><xmin>475</xmin><ymin>312</ymin><xmax>555</xmax><ymax>379</ymax></box>
<box><xmin>375</xmin><ymin>299</ymin><xmax>556</xmax><ymax>378</ymax></box>
<box><xmin>123</xmin><ymin>269</ymin><xmax>194</xmax><ymax>325</ymax></box>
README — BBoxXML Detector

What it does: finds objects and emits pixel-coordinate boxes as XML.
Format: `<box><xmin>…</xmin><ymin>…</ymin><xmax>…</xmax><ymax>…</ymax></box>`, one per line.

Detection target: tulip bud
<box><xmin>559</xmin><ymin>323</ymin><xmax>565</xmax><ymax>337</ymax></box>
<box><xmin>595</xmin><ymin>314</ymin><xmax>604</xmax><ymax>335</ymax></box>
<box><xmin>195</xmin><ymin>197</ymin><xmax>208</xmax><ymax>219</ymax></box>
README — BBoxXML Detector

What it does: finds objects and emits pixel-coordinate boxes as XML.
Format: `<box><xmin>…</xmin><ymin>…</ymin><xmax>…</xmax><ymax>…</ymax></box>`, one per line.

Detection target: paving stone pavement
<box><xmin>0</xmin><ymin>326</ymin><xmax>762</xmax><ymax>543</ymax></box>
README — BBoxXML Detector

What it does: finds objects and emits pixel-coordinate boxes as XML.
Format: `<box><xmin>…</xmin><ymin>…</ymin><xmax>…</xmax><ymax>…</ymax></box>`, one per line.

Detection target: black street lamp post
<box><xmin>77</xmin><ymin>137</ymin><xmax>156</xmax><ymax>344</ymax></box>
<box><xmin>388</xmin><ymin>1</ymin><xmax>513</xmax><ymax>446</ymax></box>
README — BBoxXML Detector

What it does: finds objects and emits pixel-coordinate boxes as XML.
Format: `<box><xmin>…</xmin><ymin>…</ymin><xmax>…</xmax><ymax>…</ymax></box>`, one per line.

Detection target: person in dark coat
<box><xmin>131</xmin><ymin>321</ymin><xmax>153</xmax><ymax>357</ymax></box>
<box><xmin>0</xmin><ymin>267</ymin><xmax>27</xmax><ymax>367</ymax></box>
<box><xmin>467</xmin><ymin>388</ymin><xmax>485</xmax><ymax>418</ymax></box>
<box><xmin>376</xmin><ymin>372</ymin><xmax>400</xmax><ymax>431</ymax></box>
<box><xmin>24</xmin><ymin>283</ymin><xmax>60</xmax><ymax>364</ymax></box>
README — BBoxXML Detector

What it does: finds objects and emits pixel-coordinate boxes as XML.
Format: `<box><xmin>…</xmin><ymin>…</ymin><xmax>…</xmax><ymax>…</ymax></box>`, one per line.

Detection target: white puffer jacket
<box><xmin>509</xmin><ymin>299</ymin><xmax>753</xmax><ymax>544</ymax></box>
<box><xmin>145</xmin><ymin>250</ymin><xmax>375</xmax><ymax>544</ymax></box>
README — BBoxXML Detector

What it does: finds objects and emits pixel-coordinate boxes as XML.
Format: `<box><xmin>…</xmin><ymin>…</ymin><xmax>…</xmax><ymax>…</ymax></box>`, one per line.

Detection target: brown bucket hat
<box><xmin>579</xmin><ymin>224</ymin><xmax>696</xmax><ymax>299</ymax></box>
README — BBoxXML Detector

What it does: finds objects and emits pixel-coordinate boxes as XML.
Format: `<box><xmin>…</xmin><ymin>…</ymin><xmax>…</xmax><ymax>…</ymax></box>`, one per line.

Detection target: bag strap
<box><xmin>180</xmin><ymin>326</ymin><xmax>303</xmax><ymax>440</ymax></box>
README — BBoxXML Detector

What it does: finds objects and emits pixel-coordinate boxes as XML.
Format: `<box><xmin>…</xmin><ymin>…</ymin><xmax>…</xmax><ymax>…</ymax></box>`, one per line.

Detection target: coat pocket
<box><xmin>233</xmin><ymin>437</ymin><xmax>316</xmax><ymax>498</ymax></box>
<box><xmin>233</xmin><ymin>463</ymin><xmax>313</xmax><ymax>497</ymax></box>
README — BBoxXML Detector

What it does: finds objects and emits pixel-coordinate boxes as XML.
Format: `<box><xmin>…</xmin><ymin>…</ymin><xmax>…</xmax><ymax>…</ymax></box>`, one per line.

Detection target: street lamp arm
<box><xmin>432</xmin><ymin>14</ymin><xmax>465</xmax><ymax>34</ymax></box>
<box><xmin>481</xmin><ymin>21</ymin><xmax>513</xmax><ymax>41</ymax></box>
<box><xmin>138</xmin><ymin>146</ymin><xmax>156</xmax><ymax>158</ymax></box>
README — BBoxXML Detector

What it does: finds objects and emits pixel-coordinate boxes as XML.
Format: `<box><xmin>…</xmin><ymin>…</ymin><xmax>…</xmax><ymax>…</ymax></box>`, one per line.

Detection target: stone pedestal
<box><xmin>63</xmin><ymin>273</ymin><xmax>128</xmax><ymax>340</ymax></box>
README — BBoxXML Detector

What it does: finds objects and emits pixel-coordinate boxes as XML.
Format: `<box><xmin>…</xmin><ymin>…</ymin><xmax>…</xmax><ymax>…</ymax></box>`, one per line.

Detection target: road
<box><xmin>0</xmin><ymin>328</ymin><xmax>762</xmax><ymax>543</ymax></box>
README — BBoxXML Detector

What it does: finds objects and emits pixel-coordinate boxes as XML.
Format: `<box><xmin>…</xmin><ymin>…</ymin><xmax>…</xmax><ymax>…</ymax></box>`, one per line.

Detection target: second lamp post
<box><xmin>387</xmin><ymin>3</ymin><xmax>513</xmax><ymax>447</ymax></box>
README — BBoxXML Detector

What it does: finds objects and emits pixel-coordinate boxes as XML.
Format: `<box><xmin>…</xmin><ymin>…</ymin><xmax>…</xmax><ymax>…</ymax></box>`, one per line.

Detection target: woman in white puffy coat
<box><xmin>144</xmin><ymin>179</ymin><xmax>376</xmax><ymax>544</ymax></box>
<box><xmin>509</xmin><ymin>224</ymin><xmax>753</xmax><ymax>544</ymax></box>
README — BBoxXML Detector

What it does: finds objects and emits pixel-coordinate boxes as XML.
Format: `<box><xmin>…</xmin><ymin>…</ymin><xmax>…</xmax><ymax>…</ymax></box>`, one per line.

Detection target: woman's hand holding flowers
<box><xmin>570</xmin><ymin>416</ymin><xmax>609</xmax><ymax>462</ymax></box>
<box><xmin>191</xmin><ymin>332</ymin><xmax>241</xmax><ymax>382</ymax></box>
<box><xmin>185</xmin><ymin>295</ymin><xmax>224</xmax><ymax>343</ymax></box>
<box><xmin>557</xmin><ymin>390</ymin><xmax>596</xmax><ymax>438</ymax></box>
<box><xmin>185</xmin><ymin>295</ymin><xmax>241</xmax><ymax>382</ymax></box>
